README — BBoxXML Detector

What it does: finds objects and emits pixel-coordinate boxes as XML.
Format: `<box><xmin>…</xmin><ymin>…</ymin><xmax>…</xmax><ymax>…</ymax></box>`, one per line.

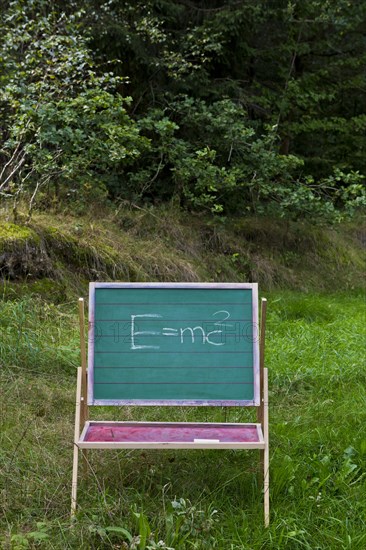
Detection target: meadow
<box><xmin>1</xmin><ymin>290</ymin><xmax>365</xmax><ymax>549</ymax></box>
<box><xmin>1</xmin><ymin>0</ymin><xmax>365</xmax><ymax>543</ymax></box>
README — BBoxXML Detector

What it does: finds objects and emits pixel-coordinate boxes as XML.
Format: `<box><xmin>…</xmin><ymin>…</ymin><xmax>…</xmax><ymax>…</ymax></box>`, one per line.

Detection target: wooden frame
<box><xmin>71</xmin><ymin>287</ymin><xmax>269</xmax><ymax>526</ymax></box>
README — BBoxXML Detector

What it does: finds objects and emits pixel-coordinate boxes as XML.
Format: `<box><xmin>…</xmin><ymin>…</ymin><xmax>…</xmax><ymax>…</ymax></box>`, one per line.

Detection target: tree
<box><xmin>84</xmin><ymin>0</ymin><xmax>365</xmax><ymax>219</ymax></box>
<box><xmin>1</xmin><ymin>0</ymin><xmax>365</xmax><ymax>221</ymax></box>
<box><xmin>0</xmin><ymin>0</ymin><xmax>148</xmax><ymax>219</ymax></box>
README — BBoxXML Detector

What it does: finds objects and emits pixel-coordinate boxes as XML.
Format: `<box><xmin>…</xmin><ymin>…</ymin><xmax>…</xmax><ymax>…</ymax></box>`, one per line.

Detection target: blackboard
<box><xmin>88</xmin><ymin>283</ymin><xmax>260</xmax><ymax>406</ymax></box>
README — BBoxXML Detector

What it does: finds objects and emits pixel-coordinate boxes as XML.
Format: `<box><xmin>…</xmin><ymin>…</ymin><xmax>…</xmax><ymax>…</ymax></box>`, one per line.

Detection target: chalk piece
<box><xmin>193</xmin><ymin>438</ymin><xmax>220</xmax><ymax>443</ymax></box>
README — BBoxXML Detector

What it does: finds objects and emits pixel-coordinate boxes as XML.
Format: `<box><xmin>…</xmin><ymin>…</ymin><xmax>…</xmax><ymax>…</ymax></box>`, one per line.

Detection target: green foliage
<box><xmin>22</xmin><ymin>89</ymin><xmax>147</xmax><ymax>204</ymax></box>
<box><xmin>0</xmin><ymin>0</ymin><xmax>147</xmax><ymax>216</ymax></box>
<box><xmin>131</xmin><ymin>98</ymin><xmax>365</xmax><ymax>219</ymax></box>
<box><xmin>10</xmin><ymin>522</ymin><xmax>51</xmax><ymax>549</ymax></box>
<box><xmin>0</xmin><ymin>0</ymin><xmax>365</xmax><ymax>221</ymax></box>
<box><xmin>86</xmin><ymin>0</ymin><xmax>365</xmax><ymax>221</ymax></box>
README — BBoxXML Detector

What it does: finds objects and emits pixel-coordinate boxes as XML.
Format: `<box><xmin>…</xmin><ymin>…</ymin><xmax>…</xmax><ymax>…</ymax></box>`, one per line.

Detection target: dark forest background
<box><xmin>1</xmin><ymin>0</ymin><xmax>365</xmax><ymax>222</ymax></box>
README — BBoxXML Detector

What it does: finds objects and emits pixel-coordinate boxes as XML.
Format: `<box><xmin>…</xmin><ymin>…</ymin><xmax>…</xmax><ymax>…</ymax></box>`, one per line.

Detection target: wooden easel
<box><xmin>71</xmin><ymin>286</ymin><xmax>269</xmax><ymax>525</ymax></box>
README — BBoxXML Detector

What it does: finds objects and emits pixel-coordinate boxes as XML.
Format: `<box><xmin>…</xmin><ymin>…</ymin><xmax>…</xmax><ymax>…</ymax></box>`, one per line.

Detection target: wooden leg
<box><xmin>71</xmin><ymin>443</ymin><xmax>79</xmax><ymax>516</ymax></box>
<box><xmin>71</xmin><ymin>368</ymin><xmax>82</xmax><ymax>517</ymax></box>
<box><xmin>264</xmin><ymin>444</ymin><xmax>269</xmax><ymax>527</ymax></box>
<box><xmin>263</xmin><ymin>367</ymin><xmax>269</xmax><ymax>527</ymax></box>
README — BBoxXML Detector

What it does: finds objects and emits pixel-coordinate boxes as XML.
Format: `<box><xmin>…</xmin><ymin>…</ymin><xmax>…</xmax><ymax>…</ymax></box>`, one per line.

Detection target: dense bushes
<box><xmin>0</xmin><ymin>0</ymin><xmax>365</xmax><ymax>221</ymax></box>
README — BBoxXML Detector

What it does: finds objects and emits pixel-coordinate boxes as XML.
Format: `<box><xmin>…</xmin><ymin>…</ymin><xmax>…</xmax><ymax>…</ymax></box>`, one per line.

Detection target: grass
<box><xmin>1</xmin><ymin>205</ymin><xmax>365</xmax><ymax>296</ymax></box>
<box><xmin>1</xmin><ymin>290</ymin><xmax>365</xmax><ymax>549</ymax></box>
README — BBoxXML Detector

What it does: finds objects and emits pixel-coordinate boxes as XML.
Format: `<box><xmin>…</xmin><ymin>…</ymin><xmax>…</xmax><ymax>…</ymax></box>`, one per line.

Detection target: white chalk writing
<box><xmin>131</xmin><ymin>314</ymin><xmax>162</xmax><ymax>350</ymax></box>
<box><xmin>130</xmin><ymin>310</ymin><xmax>233</xmax><ymax>350</ymax></box>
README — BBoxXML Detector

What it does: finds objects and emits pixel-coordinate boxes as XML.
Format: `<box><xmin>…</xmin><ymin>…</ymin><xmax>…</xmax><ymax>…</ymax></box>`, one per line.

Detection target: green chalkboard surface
<box><xmin>88</xmin><ymin>283</ymin><xmax>260</xmax><ymax>406</ymax></box>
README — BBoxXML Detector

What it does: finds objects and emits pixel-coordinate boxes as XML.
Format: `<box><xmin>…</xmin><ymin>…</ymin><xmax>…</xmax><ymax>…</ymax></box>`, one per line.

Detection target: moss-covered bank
<box><xmin>0</xmin><ymin>207</ymin><xmax>364</xmax><ymax>299</ymax></box>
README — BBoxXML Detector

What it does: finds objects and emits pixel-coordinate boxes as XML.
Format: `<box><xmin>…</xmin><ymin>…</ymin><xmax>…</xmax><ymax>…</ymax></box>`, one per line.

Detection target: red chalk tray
<box><xmin>78</xmin><ymin>421</ymin><xmax>265</xmax><ymax>449</ymax></box>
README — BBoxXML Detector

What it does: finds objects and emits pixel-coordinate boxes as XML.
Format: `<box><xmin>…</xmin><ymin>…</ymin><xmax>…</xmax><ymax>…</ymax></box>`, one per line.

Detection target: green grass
<box><xmin>1</xmin><ymin>291</ymin><xmax>365</xmax><ymax>549</ymax></box>
<box><xmin>1</xmin><ymin>207</ymin><xmax>365</xmax><ymax>297</ymax></box>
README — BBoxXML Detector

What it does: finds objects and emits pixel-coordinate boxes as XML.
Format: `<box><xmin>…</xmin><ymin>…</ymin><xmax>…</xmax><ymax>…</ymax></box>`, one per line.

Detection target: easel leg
<box><xmin>263</xmin><ymin>367</ymin><xmax>269</xmax><ymax>527</ymax></box>
<box><xmin>264</xmin><ymin>445</ymin><xmax>269</xmax><ymax>527</ymax></box>
<box><xmin>257</xmin><ymin>297</ymin><xmax>269</xmax><ymax>525</ymax></box>
<box><xmin>71</xmin><ymin>367</ymin><xmax>82</xmax><ymax>517</ymax></box>
<box><xmin>71</xmin><ymin>443</ymin><xmax>79</xmax><ymax>516</ymax></box>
